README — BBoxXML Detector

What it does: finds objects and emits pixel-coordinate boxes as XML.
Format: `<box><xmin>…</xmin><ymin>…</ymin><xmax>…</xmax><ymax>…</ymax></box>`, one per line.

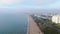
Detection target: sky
<box><xmin>0</xmin><ymin>0</ymin><xmax>60</xmax><ymax>9</ymax></box>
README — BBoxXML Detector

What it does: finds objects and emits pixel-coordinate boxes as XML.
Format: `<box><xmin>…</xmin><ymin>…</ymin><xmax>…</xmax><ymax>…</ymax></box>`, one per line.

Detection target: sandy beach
<box><xmin>28</xmin><ymin>16</ymin><xmax>44</xmax><ymax>34</ymax></box>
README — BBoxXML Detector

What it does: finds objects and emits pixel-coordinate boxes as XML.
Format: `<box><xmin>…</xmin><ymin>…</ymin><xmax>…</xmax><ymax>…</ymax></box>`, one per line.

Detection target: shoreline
<box><xmin>27</xmin><ymin>16</ymin><xmax>43</xmax><ymax>34</ymax></box>
<box><xmin>26</xmin><ymin>15</ymin><xmax>29</xmax><ymax>34</ymax></box>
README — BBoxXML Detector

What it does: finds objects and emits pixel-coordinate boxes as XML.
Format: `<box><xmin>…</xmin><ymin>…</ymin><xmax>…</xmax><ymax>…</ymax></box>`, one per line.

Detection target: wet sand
<box><xmin>29</xmin><ymin>16</ymin><xmax>44</xmax><ymax>34</ymax></box>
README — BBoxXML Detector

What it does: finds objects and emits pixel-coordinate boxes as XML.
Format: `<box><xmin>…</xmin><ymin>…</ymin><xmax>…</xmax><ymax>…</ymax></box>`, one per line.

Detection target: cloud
<box><xmin>28</xmin><ymin>0</ymin><xmax>56</xmax><ymax>5</ymax></box>
<box><xmin>0</xmin><ymin>0</ymin><xmax>24</xmax><ymax>6</ymax></box>
<box><xmin>0</xmin><ymin>0</ymin><xmax>57</xmax><ymax>6</ymax></box>
<box><xmin>45</xmin><ymin>0</ymin><xmax>60</xmax><ymax>9</ymax></box>
<box><xmin>0</xmin><ymin>0</ymin><xmax>59</xmax><ymax>9</ymax></box>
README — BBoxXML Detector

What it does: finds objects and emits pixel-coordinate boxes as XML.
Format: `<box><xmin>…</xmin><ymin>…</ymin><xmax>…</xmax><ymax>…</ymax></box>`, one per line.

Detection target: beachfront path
<box><xmin>29</xmin><ymin>16</ymin><xmax>44</xmax><ymax>34</ymax></box>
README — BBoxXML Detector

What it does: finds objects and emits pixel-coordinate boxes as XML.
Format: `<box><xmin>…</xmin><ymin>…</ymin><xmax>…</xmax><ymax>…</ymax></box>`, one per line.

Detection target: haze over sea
<box><xmin>0</xmin><ymin>9</ymin><xmax>28</xmax><ymax>34</ymax></box>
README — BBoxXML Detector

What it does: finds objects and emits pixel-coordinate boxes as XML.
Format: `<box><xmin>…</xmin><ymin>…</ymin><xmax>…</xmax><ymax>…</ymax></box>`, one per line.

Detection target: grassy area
<box><xmin>44</xmin><ymin>27</ymin><xmax>59</xmax><ymax>34</ymax></box>
<box><xmin>47</xmin><ymin>20</ymin><xmax>60</xmax><ymax>29</ymax></box>
<box><xmin>44</xmin><ymin>20</ymin><xmax>60</xmax><ymax>34</ymax></box>
<box><xmin>55</xmin><ymin>23</ymin><xmax>60</xmax><ymax>29</ymax></box>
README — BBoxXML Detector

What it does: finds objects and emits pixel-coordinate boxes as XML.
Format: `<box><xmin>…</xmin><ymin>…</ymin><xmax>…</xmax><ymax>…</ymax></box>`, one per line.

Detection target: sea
<box><xmin>0</xmin><ymin>13</ymin><xmax>28</xmax><ymax>34</ymax></box>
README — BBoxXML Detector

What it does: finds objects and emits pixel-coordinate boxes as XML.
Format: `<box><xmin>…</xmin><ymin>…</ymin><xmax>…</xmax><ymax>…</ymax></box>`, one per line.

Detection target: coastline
<box><xmin>27</xmin><ymin>16</ymin><xmax>43</xmax><ymax>34</ymax></box>
<box><xmin>27</xmin><ymin>15</ymin><xmax>29</xmax><ymax>34</ymax></box>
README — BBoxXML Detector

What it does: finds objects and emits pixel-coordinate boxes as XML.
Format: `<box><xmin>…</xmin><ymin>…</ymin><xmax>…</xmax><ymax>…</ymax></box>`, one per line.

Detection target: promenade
<box><xmin>29</xmin><ymin>16</ymin><xmax>44</xmax><ymax>34</ymax></box>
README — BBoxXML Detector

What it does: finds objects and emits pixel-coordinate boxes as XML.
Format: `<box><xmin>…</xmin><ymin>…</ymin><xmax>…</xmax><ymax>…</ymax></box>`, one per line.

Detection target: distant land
<box><xmin>0</xmin><ymin>8</ymin><xmax>60</xmax><ymax>15</ymax></box>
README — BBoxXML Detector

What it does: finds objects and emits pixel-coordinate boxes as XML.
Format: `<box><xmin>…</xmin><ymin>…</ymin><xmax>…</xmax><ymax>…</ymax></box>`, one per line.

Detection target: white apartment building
<box><xmin>52</xmin><ymin>15</ymin><xmax>60</xmax><ymax>23</ymax></box>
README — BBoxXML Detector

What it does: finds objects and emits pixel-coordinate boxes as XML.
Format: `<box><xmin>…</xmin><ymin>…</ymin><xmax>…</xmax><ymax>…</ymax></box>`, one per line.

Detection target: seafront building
<box><xmin>52</xmin><ymin>15</ymin><xmax>60</xmax><ymax>23</ymax></box>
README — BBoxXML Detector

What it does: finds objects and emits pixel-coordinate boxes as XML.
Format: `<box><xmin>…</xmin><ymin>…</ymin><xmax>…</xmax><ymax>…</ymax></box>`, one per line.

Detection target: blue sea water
<box><xmin>0</xmin><ymin>13</ymin><xmax>28</xmax><ymax>34</ymax></box>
